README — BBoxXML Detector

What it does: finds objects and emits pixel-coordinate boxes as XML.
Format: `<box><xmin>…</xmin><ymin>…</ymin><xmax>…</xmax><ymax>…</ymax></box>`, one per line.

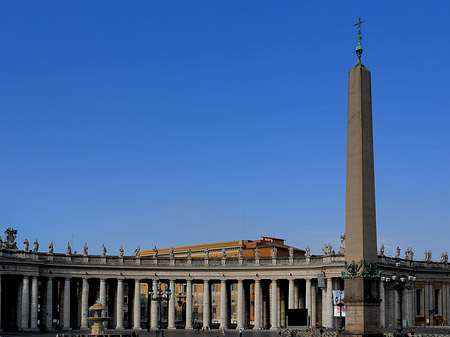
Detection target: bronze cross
<box><xmin>354</xmin><ymin>16</ymin><xmax>366</xmax><ymax>34</ymax></box>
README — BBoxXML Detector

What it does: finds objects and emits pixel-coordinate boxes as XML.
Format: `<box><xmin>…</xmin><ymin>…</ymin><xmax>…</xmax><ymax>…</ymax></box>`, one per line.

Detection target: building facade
<box><xmin>0</xmin><ymin>230</ymin><xmax>449</xmax><ymax>332</ymax></box>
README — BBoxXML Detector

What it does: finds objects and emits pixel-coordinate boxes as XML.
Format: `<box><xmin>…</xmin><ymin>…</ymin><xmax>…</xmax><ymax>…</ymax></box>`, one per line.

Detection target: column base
<box><xmin>133</xmin><ymin>327</ymin><xmax>143</xmax><ymax>330</ymax></box>
<box><xmin>270</xmin><ymin>327</ymin><xmax>278</xmax><ymax>330</ymax></box>
<box><xmin>24</xmin><ymin>328</ymin><xmax>40</xmax><ymax>332</ymax></box>
<box><xmin>63</xmin><ymin>327</ymin><xmax>72</xmax><ymax>331</ymax></box>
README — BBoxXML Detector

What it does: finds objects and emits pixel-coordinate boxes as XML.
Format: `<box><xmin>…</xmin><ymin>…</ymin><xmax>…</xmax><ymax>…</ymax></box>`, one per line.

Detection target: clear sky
<box><xmin>1</xmin><ymin>1</ymin><xmax>449</xmax><ymax>258</ymax></box>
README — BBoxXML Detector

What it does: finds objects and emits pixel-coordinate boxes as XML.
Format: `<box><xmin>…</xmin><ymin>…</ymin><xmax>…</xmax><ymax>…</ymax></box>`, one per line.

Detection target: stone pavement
<box><xmin>0</xmin><ymin>330</ymin><xmax>278</xmax><ymax>337</ymax></box>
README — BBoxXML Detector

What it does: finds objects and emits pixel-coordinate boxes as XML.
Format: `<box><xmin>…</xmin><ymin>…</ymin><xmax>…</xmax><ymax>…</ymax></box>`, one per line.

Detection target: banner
<box><xmin>332</xmin><ymin>290</ymin><xmax>346</xmax><ymax>317</ymax></box>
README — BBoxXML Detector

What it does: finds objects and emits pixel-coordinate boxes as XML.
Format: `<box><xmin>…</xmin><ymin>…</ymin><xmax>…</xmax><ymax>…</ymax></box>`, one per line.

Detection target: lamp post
<box><xmin>381</xmin><ymin>260</ymin><xmax>416</xmax><ymax>334</ymax></box>
<box><xmin>149</xmin><ymin>281</ymin><xmax>172</xmax><ymax>336</ymax></box>
<box><xmin>332</xmin><ymin>290</ymin><xmax>344</xmax><ymax>332</ymax></box>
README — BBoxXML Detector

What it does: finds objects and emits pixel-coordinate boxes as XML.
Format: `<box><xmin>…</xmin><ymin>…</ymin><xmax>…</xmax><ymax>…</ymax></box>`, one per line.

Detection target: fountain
<box><xmin>87</xmin><ymin>300</ymin><xmax>110</xmax><ymax>335</ymax></box>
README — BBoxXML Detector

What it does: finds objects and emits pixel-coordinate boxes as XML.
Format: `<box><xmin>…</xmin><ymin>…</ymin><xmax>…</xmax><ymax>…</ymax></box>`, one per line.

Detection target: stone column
<box><xmin>306</xmin><ymin>278</ymin><xmax>312</xmax><ymax>327</ymax></box>
<box><xmin>134</xmin><ymin>279</ymin><xmax>142</xmax><ymax>330</ymax></box>
<box><xmin>151</xmin><ymin>281</ymin><xmax>159</xmax><ymax>329</ymax></box>
<box><xmin>311</xmin><ymin>282</ymin><xmax>317</xmax><ymax>327</ymax></box>
<box><xmin>294</xmin><ymin>281</ymin><xmax>299</xmax><ymax>309</ymax></box>
<box><xmin>63</xmin><ymin>278</ymin><xmax>71</xmax><ymax>330</ymax></box>
<box><xmin>254</xmin><ymin>280</ymin><xmax>261</xmax><ymax>330</ymax></box>
<box><xmin>380</xmin><ymin>280</ymin><xmax>385</xmax><ymax>328</ymax></box>
<box><xmin>271</xmin><ymin>279</ymin><xmax>278</xmax><ymax>330</ymax></box>
<box><xmin>168</xmin><ymin>280</ymin><xmax>176</xmax><ymax>329</ymax></box>
<box><xmin>22</xmin><ymin>276</ymin><xmax>30</xmax><ymax>329</ymax></box>
<box><xmin>203</xmin><ymin>280</ymin><xmax>210</xmax><ymax>329</ymax></box>
<box><xmin>81</xmin><ymin>278</ymin><xmax>89</xmax><ymax>329</ymax></box>
<box><xmin>288</xmin><ymin>278</ymin><xmax>295</xmax><ymax>309</ymax></box>
<box><xmin>325</xmin><ymin>277</ymin><xmax>333</xmax><ymax>328</ymax></box>
<box><xmin>116</xmin><ymin>279</ymin><xmax>124</xmax><ymax>329</ymax></box>
<box><xmin>100</xmin><ymin>278</ymin><xmax>107</xmax><ymax>326</ymax></box>
<box><xmin>220</xmin><ymin>279</ymin><xmax>228</xmax><ymax>329</ymax></box>
<box><xmin>237</xmin><ymin>280</ymin><xmax>244</xmax><ymax>329</ymax></box>
<box><xmin>30</xmin><ymin>276</ymin><xmax>39</xmax><ymax>330</ymax></box>
<box><xmin>46</xmin><ymin>277</ymin><xmax>53</xmax><ymax>331</ymax></box>
<box><xmin>186</xmin><ymin>280</ymin><xmax>193</xmax><ymax>329</ymax></box>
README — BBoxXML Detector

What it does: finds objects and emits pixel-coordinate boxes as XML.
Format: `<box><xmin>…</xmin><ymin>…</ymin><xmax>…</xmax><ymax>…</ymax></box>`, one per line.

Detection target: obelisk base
<box><xmin>340</xmin><ymin>278</ymin><xmax>382</xmax><ymax>337</ymax></box>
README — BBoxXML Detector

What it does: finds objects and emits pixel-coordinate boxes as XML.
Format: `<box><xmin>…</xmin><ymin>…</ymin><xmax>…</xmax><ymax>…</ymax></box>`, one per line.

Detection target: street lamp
<box><xmin>381</xmin><ymin>260</ymin><xmax>416</xmax><ymax>334</ymax></box>
<box><xmin>149</xmin><ymin>281</ymin><xmax>172</xmax><ymax>336</ymax></box>
<box><xmin>332</xmin><ymin>290</ymin><xmax>344</xmax><ymax>332</ymax></box>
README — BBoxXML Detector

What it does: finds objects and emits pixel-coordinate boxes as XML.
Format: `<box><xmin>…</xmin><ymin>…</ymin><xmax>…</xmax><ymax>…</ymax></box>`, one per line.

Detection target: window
<box><xmin>434</xmin><ymin>288</ymin><xmax>441</xmax><ymax>315</ymax></box>
<box><xmin>182</xmin><ymin>283</ymin><xmax>187</xmax><ymax>294</ymax></box>
<box><xmin>416</xmin><ymin>288</ymin><xmax>423</xmax><ymax>316</ymax></box>
<box><xmin>231</xmin><ymin>306</ymin><xmax>236</xmax><ymax>315</ymax></box>
<box><xmin>212</xmin><ymin>307</ymin><xmax>217</xmax><ymax>315</ymax></box>
<box><xmin>212</xmin><ymin>300</ymin><xmax>217</xmax><ymax>304</ymax></box>
<box><xmin>231</xmin><ymin>299</ymin><xmax>236</xmax><ymax>304</ymax></box>
<box><xmin>231</xmin><ymin>284</ymin><xmax>236</xmax><ymax>291</ymax></box>
<box><xmin>194</xmin><ymin>284</ymin><xmax>198</xmax><ymax>293</ymax></box>
<box><xmin>124</xmin><ymin>296</ymin><xmax>128</xmax><ymax>305</ymax></box>
<box><xmin>124</xmin><ymin>284</ymin><xmax>128</xmax><ymax>292</ymax></box>
<box><xmin>194</xmin><ymin>300</ymin><xmax>198</xmax><ymax>305</ymax></box>
<box><xmin>212</xmin><ymin>284</ymin><xmax>218</xmax><ymax>292</ymax></box>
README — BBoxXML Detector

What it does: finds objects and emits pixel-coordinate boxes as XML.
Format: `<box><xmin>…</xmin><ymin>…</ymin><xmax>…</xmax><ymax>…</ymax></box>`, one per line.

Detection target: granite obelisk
<box><xmin>341</xmin><ymin>18</ymin><xmax>382</xmax><ymax>337</ymax></box>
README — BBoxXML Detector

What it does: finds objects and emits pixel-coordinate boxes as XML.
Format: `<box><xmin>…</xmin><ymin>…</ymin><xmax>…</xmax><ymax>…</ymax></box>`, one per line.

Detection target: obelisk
<box><xmin>341</xmin><ymin>18</ymin><xmax>382</xmax><ymax>337</ymax></box>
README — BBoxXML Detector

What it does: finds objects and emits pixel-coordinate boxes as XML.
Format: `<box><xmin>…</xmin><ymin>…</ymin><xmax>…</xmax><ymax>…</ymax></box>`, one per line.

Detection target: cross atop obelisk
<box><xmin>354</xmin><ymin>16</ymin><xmax>366</xmax><ymax>61</ymax></box>
<box><xmin>340</xmin><ymin>18</ymin><xmax>382</xmax><ymax>337</ymax></box>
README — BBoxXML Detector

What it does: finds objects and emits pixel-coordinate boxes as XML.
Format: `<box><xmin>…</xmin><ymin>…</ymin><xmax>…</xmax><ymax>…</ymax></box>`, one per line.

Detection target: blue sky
<box><xmin>1</xmin><ymin>1</ymin><xmax>449</xmax><ymax>258</ymax></box>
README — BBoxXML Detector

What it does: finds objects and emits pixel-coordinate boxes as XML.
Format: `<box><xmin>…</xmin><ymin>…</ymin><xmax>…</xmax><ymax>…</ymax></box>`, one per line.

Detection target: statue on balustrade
<box><xmin>66</xmin><ymin>242</ymin><xmax>72</xmax><ymax>255</ymax></box>
<box><xmin>83</xmin><ymin>243</ymin><xmax>88</xmax><ymax>256</ymax></box>
<box><xmin>48</xmin><ymin>242</ymin><xmax>54</xmax><ymax>254</ymax></box>
<box><xmin>4</xmin><ymin>227</ymin><xmax>18</xmax><ymax>250</ymax></box>
<box><xmin>135</xmin><ymin>245</ymin><xmax>140</xmax><ymax>257</ymax></box>
<box><xmin>23</xmin><ymin>238</ymin><xmax>29</xmax><ymax>252</ymax></box>
<box><xmin>33</xmin><ymin>239</ymin><xmax>39</xmax><ymax>252</ymax></box>
<box><xmin>119</xmin><ymin>246</ymin><xmax>124</xmax><ymax>257</ymax></box>
<box><xmin>102</xmin><ymin>244</ymin><xmax>107</xmax><ymax>257</ymax></box>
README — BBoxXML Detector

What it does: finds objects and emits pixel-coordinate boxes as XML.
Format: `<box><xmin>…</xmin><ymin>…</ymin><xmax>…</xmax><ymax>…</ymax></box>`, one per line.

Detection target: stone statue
<box><xmin>0</xmin><ymin>236</ymin><xmax>3</xmax><ymax>249</ymax></box>
<box><xmin>239</xmin><ymin>247</ymin><xmax>243</xmax><ymax>258</ymax></box>
<box><xmin>205</xmin><ymin>247</ymin><xmax>209</xmax><ymax>259</ymax></box>
<box><xmin>322</xmin><ymin>243</ymin><xmax>332</xmax><ymax>256</ymax></box>
<box><xmin>135</xmin><ymin>245</ymin><xmax>140</xmax><ymax>257</ymax></box>
<box><xmin>441</xmin><ymin>251</ymin><xmax>446</xmax><ymax>262</ymax></box>
<box><xmin>169</xmin><ymin>247</ymin><xmax>174</xmax><ymax>259</ymax></box>
<box><xmin>305</xmin><ymin>245</ymin><xmax>310</xmax><ymax>257</ymax></box>
<box><xmin>153</xmin><ymin>246</ymin><xmax>158</xmax><ymax>258</ymax></box>
<box><xmin>395</xmin><ymin>246</ymin><xmax>401</xmax><ymax>259</ymax></box>
<box><xmin>187</xmin><ymin>248</ymin><xmax>192</xmax><ymax>259</ymax></box>
<box><xmin>338</xmin><ymin>234</ymin><xmax>346</xmax><ymax>254</ymax></box>
<box><xmin>445</xmin><ymin>252</ymin><xmax>448</xmax><ymax>264</ymax></box>
<box><xmin>405</xmin><ymin>247</ymin><xmax>413</xmax><ymax>260</ymax></box>
<box><xmin>48</xmin><ymin>242</ymin><xmax>54</xmax><ymax>254</ymax></box>
<box><xmin>410</xmin><ymin>247</ymin><xmax>414</xmax><ymax>260</ymax></box>
<box><xmin>380</xmin><ymin>243</ymin><xmax>385</xmax><ymax>256</ymax></box>
<box><xmin>119</xmin><ymin>246</ymin><xmax>124</xmax><ymax>257</ymax></box>
<box><xmin>66</xmin><ymin>242</ymin><xmax>72</xmax><ymax>255</ymax></box>
<box><xmin>101</xmin><ymin>244</ymin><xmax>107</xmax><ymax>257</ymax></box>
<box><xmin>33</xmin><ymin>239</ymin><xmax>39</xmax><ymax>252</ymax></box>
<box><xmin>289</xmin><ymin>246</ymin><xmax>294</xmax><ymax>258</ymax></box>
<box><xmin>23</xmin><ymin>238</ymin><xmax>29</xmax><ymax>252</ymax></box>
<box><xmin>427</xmin><ymin>250</ymin><xmax>432</xmax><ymax>262</ymax></box>
<box><xmin>4</xmin><ymin>227</ymin><xmax>18</xmax><ymax>249</ymax></box>
<box><xmin>272</xmin><ymin>246</ymin><xmax>277</xmax><ymax>258</ymax></box>
<box><xmin>222</xmin><ymin>248</ymin><xmax>226</xmax><ymax>259</ymax></box>
<box><xmin>83</xmin><ymin>243</ymin><xmax>88</xmax><ymax>256</ymax></box>
<box><xmin>255</xmin><ymin>247</ymin><xmax>260</xmax><ymax>259</ymax></box>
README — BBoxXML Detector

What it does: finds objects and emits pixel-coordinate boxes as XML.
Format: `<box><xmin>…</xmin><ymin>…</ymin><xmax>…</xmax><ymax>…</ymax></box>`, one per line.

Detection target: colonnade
<box><xmin>0</xmin><ymin>273</ymin><xmax>342</xmax><ymax>332</ymax></box>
